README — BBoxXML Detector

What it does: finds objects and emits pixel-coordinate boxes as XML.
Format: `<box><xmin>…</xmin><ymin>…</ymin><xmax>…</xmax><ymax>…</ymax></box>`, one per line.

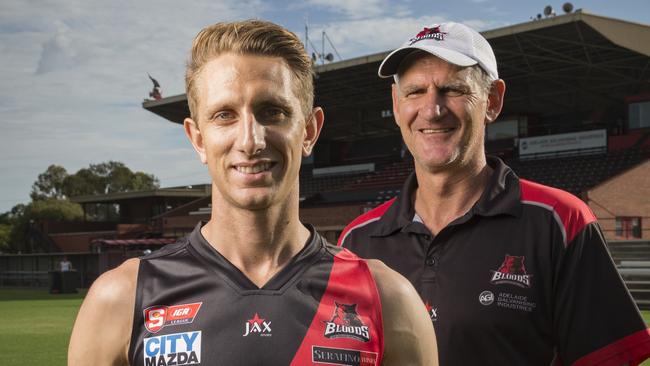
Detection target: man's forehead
<box><xmin>397</xmin><ymin>54</ymin><xmax>471</xmax><ymax>84</ymax></box>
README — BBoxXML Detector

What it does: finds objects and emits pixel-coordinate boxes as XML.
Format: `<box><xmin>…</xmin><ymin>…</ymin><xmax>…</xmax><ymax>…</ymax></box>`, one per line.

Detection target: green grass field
<box><xmin>0</xmin><ymin>288</ymin><xmax>87</xmax><ymax>366</ymax></box>
<box><xmin>0</xmin><ymin>288</ymin><xmax>649</xmax><ymax>365</ymax></box>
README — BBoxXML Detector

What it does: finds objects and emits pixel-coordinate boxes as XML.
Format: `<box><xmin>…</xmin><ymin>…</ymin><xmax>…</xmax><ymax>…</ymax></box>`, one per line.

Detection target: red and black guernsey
<box><xmin>129</xmin><ymin>223</ymin><xmax>383</xmax><ymax>366</ymax></box>
<box><xmin>339</xmin><ymin>157</ymin><xmax>650</xmax><ymax>366</ymax></box>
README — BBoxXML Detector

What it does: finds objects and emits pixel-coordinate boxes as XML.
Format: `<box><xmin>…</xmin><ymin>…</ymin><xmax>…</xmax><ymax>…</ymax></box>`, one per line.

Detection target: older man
<box><xmin>68</xmin><ymin>20</ymin><xmax>437</xmax><ymax>366</ymax></box>
<box><xmin>339</xmin><ymin>22</ymin><xmax>650</xmax><ymax>365</ymax></box>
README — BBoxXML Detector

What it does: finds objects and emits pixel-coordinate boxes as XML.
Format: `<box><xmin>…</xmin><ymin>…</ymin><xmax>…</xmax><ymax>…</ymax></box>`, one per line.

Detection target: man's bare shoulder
<box><xmin>365</xmin><ymin>259</ymin><xmax>415</xmax><ymax>302</ymax></box>
<box><xmin>365</xmin><ymin>259</ymin><xmax>438</xmax><ymax>366</ymax></box>
<box><xmin>88</xmin><ymin>258</ymin><xmax>140</xmax><ymax>305</ymax></box>
<box><xmin>68</xmin><ymin>258</ymin><xmax>140</xmax><ymax>366</ymax></box>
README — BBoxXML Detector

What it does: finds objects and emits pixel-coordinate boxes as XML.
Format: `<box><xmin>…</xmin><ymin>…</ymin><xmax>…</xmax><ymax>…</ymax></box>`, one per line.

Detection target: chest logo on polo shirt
<box><xmin>323</xmin><ymin>302</ymin><xmax>370</xmax><ymax>342</ymax></box>
<box><xmin>490</xmin><ymin>255</ymin><xmax>532</xmax><ymax>288</ymax></box>
<box><xmin>144</xmin><ymin>302</ymin><xmax>203</xmax><ymax>333</ymax></box>
<box><xmin>425</xmin><ymin>301</ymin><xmax>438</xmax><ymax>322</ymax></box>
<box><xmin>243</xmin><ymin>312</ymin><xmax>272</xmax><ymax>337</ymax></box>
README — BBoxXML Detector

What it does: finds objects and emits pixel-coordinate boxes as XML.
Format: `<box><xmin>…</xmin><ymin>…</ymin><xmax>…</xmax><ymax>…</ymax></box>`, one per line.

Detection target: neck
<box><xmin>201</xmin><ymin>184</ymin><xmax>310</xmax><ymax>287</ymax></box>
<box><xmin>413</xmin><ymin>157</ymin><xmax>492</xmax><ymax>235</ymax></box>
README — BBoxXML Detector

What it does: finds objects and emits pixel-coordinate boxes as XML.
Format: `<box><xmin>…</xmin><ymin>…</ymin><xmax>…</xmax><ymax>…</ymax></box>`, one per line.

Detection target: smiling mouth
<box><xmin>234</xmin><ymin>162</ymin><xmax>275</xmax><ymax>174</ymax></box>
<box><xmin>420</xmin><ymin>127</ymin><xmax>455</xmax><ymax>134</ymax></box>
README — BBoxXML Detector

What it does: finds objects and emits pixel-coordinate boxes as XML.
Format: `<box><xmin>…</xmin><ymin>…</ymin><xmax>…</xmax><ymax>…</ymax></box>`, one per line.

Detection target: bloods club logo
<box><xmin>144</xmin><ymin>302</ymin><xmax>202</xmax><ymax>333</ymax></box>
<box><xmin>243</xmin><ymin>313</ymin><xmax>272</xmax><ymax>337</ymax></box>
<box><xmin>409</xmin><ymin>25</ymin><xmax>448</xmax><ymax>45</ymax></box>
<box><xmin>490</xmin><ymin>255</ymin><xmax>532</xmax><ymax>288</ymax></box>
<box><xmin>143</xmin><ymin>331</ymin><xmax>201</xmax><ymax>366</ymax></box>
<box><xmin>323</xmin><ymin>302</ymin><xmax>370</xmax><ymax>342</ymax></box>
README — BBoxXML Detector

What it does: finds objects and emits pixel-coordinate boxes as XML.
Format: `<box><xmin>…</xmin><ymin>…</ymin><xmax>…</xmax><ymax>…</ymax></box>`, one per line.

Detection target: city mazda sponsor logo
<box><xmin>144</xmin><ymin>302</ymin><xmax>202</xmax><ymax>333</ymax></box>
<box><xmin>143</xmin><ymin>331</ymin><xmax>201</xmax><ymax>366</ymax></box>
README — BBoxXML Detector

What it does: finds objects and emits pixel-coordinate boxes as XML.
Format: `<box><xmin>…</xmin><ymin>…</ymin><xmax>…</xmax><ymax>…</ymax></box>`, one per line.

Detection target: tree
<box><xmin>30</xmin><ymin>165</ymin><xmax>68</xmax><ymax>201</ymax></box>
<box><xmin>6</xmin><ymin>199</ymin><xmax>84</xmax><ymax>253</ymax></box>
<box><xmin>30</xmin><ymin>161</ymin><xmax>160</xmax><ymax>199</ymax></box>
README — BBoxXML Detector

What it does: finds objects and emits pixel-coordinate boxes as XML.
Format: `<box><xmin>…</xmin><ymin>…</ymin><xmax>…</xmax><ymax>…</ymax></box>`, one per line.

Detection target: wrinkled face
<box><xmin>185</xmin><ymin>54</ymin><xmax>321</xmax><ymax>210</ymax></box>
<box><xmin>392</xmin><ymin>54</ymin><xmax>494</xmax><ymax>173</ymax></box>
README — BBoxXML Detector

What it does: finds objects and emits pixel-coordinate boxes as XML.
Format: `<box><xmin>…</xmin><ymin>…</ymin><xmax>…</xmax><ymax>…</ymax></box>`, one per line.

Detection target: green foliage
<box><xmin>8</xmin><ymin>200</ymin><xmax>84</xmax><ymax>253</ymax></box>
<box><xmin>29</xmin><ymin>161</ymin><xmax>160</xmax><ymax>200</ymax></box>
<box><xmin>30</xmin><ymin>165</ymin><xmax>68</xmax><ymax>201</ymax></box>
<box><xmin>28</xmin><ymin>199</ymin><xmax>84</xmax><ymax>221</ymax></box>
<box><xmin>0</xmin><ymin>223</ymin><xmax>11</xmax><ymax>252</ymax></box>
<box><xmin>4</xmin><ymin>161</ymin><xmax>160</xmax><ymax>253</ymax></box>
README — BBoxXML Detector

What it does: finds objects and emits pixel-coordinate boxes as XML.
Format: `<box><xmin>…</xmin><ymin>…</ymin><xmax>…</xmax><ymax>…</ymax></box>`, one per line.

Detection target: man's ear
<box><xmin>302</xmin><ymin>107</ymin><xmax>324</xmax><ymax>157</ymax></box>
<box><xmin>184</xmin><ymin>118</ymin><xmax>207</xmax><ymax>164</ymax></box>
<box><xmin>391</xmin><ymin>83</ymin><xmax>400</xmax><ymax>126</ymax></box>
<box><xmin>485</xmin><ymin>79</ymin><xmax>506</xmax><ymax>125</ymax></box>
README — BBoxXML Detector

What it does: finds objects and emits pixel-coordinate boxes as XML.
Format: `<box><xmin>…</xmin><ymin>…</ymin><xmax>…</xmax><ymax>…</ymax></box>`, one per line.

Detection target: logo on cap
<box><xmin>409</xmin><ymin>26</ymin><xmax>447</xmax><ymax>45</ymax></box>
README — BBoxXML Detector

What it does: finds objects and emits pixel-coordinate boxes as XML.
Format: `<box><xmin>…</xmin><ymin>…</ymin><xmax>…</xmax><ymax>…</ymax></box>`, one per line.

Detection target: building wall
<box><xmin>162</xmin><ymin>215</ymin><xmax>206</xmax><ymax>237</ymax></box>
<box><xmin>50</xmin><ymin>231</ymin><xmax>116</xmax><ymax>252</ymax></box>
<box><xmin>300</xmin><ymin>203</ymin><xmax>372</xmax><ymax>243</ymax></box>
<box><xmin>587</xmin><ymin>160</ymin><xmax>650</xmax><ymax>240</ymax></box>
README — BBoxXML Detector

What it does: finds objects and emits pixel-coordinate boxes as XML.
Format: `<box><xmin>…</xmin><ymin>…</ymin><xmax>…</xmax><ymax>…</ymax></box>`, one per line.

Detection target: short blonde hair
<box><xmin>185</xmin><ymin>19</ymin><xmax>314</xmax><ymax>122</ymax></box>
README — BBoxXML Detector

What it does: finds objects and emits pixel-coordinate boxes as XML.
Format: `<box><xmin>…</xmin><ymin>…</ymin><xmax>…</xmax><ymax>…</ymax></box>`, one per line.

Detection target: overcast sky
<box><xmin>1</xmin><ymin>0</ymin><xmax>649</xmax><ymax>212</ymax></box>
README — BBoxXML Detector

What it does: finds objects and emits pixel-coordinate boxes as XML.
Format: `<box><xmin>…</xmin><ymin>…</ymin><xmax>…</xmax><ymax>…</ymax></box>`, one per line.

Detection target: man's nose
<box><xmin>419</xmin><ymin>90</ymin><xmax>445</xmax><ymax>121</ymax></box>
<box><xmin>236</xmin><ymin>112</ymin><xmax>266</xmax><ymax>156</ymax></box>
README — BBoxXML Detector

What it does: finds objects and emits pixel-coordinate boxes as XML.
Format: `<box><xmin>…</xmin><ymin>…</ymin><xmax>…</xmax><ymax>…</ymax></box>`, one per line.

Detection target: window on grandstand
<box><xmin>615</xmin><ymin>217</ymin><xmax>642</xmax><ymax>239</ymax></box>
<box><xmin>628</xmin><ymin>101</ymin><xmax>650</xmax><ymax>129</ymax></box>
<box><xmin>487</xmin><ymin>119</ymin><xmax>518</xmax><ymax>141</ymax></box>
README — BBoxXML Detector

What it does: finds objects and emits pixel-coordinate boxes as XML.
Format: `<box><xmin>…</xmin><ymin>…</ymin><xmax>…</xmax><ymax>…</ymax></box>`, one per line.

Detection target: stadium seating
<box><xmin>609</xmin><ymin>241</ymin><xmax>650</xmax><ymax>310</ymax></box>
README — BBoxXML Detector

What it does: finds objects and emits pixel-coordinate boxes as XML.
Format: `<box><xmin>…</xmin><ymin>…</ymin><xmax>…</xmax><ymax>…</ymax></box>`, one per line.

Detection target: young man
<box><xmin>339</xmin><ymin>22</ymin><xmax>650</xmax><ymax>365</ymax></box>
<box><xmin>68</xmin><ymin>20</ymin><xmax>437</xmax><ymax>366</ymax></box>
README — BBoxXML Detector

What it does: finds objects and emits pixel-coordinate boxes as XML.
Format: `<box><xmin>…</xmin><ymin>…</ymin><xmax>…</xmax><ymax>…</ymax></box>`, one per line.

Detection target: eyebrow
<box><xmin>202</xmin><ymin>94</ymin><xmax>296</xmax><ymax>118</ymax></box>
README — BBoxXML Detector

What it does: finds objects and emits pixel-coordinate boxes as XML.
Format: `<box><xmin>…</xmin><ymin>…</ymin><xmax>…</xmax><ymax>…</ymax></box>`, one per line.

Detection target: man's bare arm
<box><xmin>368</xmin><ymin>260</ymin><xmax>438</xmax><ymax>366</ymax></box>
<box><xmin>68</xmin><ymin>258</ymin><xmax>139</xmax><ymax>366</ymax></box>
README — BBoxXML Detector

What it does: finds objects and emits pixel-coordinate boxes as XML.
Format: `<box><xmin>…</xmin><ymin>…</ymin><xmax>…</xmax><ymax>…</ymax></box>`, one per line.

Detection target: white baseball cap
<box><xmin>378</xmin><ymin>22</ymin><xmax>498</xmax><ymax>80</ymax></box>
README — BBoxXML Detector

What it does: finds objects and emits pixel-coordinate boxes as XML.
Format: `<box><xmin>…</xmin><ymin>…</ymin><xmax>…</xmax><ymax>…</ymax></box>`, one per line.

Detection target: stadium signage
<box><xmin>519</xmin><ymin>129</ymin><xmax>606</xmax><ymax>156</ymax></box>
<box><xmin>143</xmin><ymin>331</ymin><xmax>201</xmax><ymax>366</ymax></box>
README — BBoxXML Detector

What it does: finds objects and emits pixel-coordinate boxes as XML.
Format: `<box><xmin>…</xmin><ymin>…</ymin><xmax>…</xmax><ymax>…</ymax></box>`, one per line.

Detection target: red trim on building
<box><xmin>95</xmin><ymin>238</ymin><xmax>177</xmax><ymax>246</ymax></box>
<box><xmin>337</xmin><ymin>198</ymin><xmax>396</xmax><ymax>246</ymax></box>
<box><xmin>520</xmin><ymin>179</ymin><xmax>596</xmax><ymax>245</ymax></box>
<box><xmin>289</xmin><ymin>249</ymin><xmax>384</xmax><ymax>366</ymax></box>
<box><xmin>573</xmin><ymin>329</ymin><xmax>650</xmax><ymax>366</ymax></box>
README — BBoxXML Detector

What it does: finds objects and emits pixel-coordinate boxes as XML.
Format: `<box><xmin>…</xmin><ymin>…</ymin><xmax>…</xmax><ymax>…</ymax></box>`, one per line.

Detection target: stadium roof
<box><xmin>70</xmin><ymin>185</ymin><xmax>210</xmax><ymax>204</ymax></box>
<box><xmin>143</xmin><ymin>10</ymin><xmax>650</xmax><ymax>141</ymax></box>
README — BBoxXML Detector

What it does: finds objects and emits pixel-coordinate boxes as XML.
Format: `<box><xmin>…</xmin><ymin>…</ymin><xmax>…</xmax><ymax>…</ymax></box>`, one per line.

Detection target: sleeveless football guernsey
<box><xmin>128</xmin><ymin>223</ymin><xmax>384</xmax><ymax>366</ymax></box>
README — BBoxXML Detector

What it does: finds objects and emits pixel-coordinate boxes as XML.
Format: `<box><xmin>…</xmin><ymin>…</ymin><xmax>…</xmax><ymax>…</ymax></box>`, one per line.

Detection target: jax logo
<box><xmin>490</xmin><ymin>255</ymin><xmax>532</xmax><ymax>288</ymax></box>
<box><xmin>409</xmin><ymin>25</ymin><xmax>447</xmax><ymax>45</ymax></box>
<box><xmin>323</xmin><ymin>302</ymin><xmax>370</xmax><ymax>342</ymax></box>
<box><xmin>143</xmin><ymin>331</ymin><xmax>201</xmax><ymax>366</ymax></box>
<box><xmin>144</xmin><ymin>302</ymin><xmax>202</xmax><ymax>333</ymax></box>
<box><xmin>424</xmin><ymin>301</ymin><xmax>438</xmax><ymax>322</ymax></box>
<box><xmin>243</xmin><ymin>313</ymin><xmax>272</xmax><ymax>337</ymax></box>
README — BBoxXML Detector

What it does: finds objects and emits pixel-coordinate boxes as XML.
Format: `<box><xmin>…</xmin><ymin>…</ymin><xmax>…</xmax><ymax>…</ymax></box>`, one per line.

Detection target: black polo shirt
<box><xmin>339</xmin><ymin>157</ymin><xmax>650</xmax><ymax>365</ymax></box>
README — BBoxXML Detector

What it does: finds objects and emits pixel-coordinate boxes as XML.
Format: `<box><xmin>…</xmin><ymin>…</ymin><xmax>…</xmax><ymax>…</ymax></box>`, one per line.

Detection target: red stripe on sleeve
<box><xmin>573</xmin><ymin>328</ymin><xmax>650</xmax><ymax>366</ymax></box>
<box><xmin>337</xmin><ymin>198</ymin><xmax>396</xmax><ymax>247</ymax></box>
<box><xmin>520</xmin><ymin>179</ymin><xmax>596</xmax><ymax>245</ymax></box>
<box><xmin>289</xmin><ymin>249</ymin><xmax>384</xmax><ymax>366</ymax></box>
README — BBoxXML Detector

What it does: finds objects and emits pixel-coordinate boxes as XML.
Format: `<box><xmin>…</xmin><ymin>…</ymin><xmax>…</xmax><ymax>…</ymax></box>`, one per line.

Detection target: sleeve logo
<box><xmin>144</xmin><ymin>302</ymin><xmax>203</xmax><ymax>333</ymax></box>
